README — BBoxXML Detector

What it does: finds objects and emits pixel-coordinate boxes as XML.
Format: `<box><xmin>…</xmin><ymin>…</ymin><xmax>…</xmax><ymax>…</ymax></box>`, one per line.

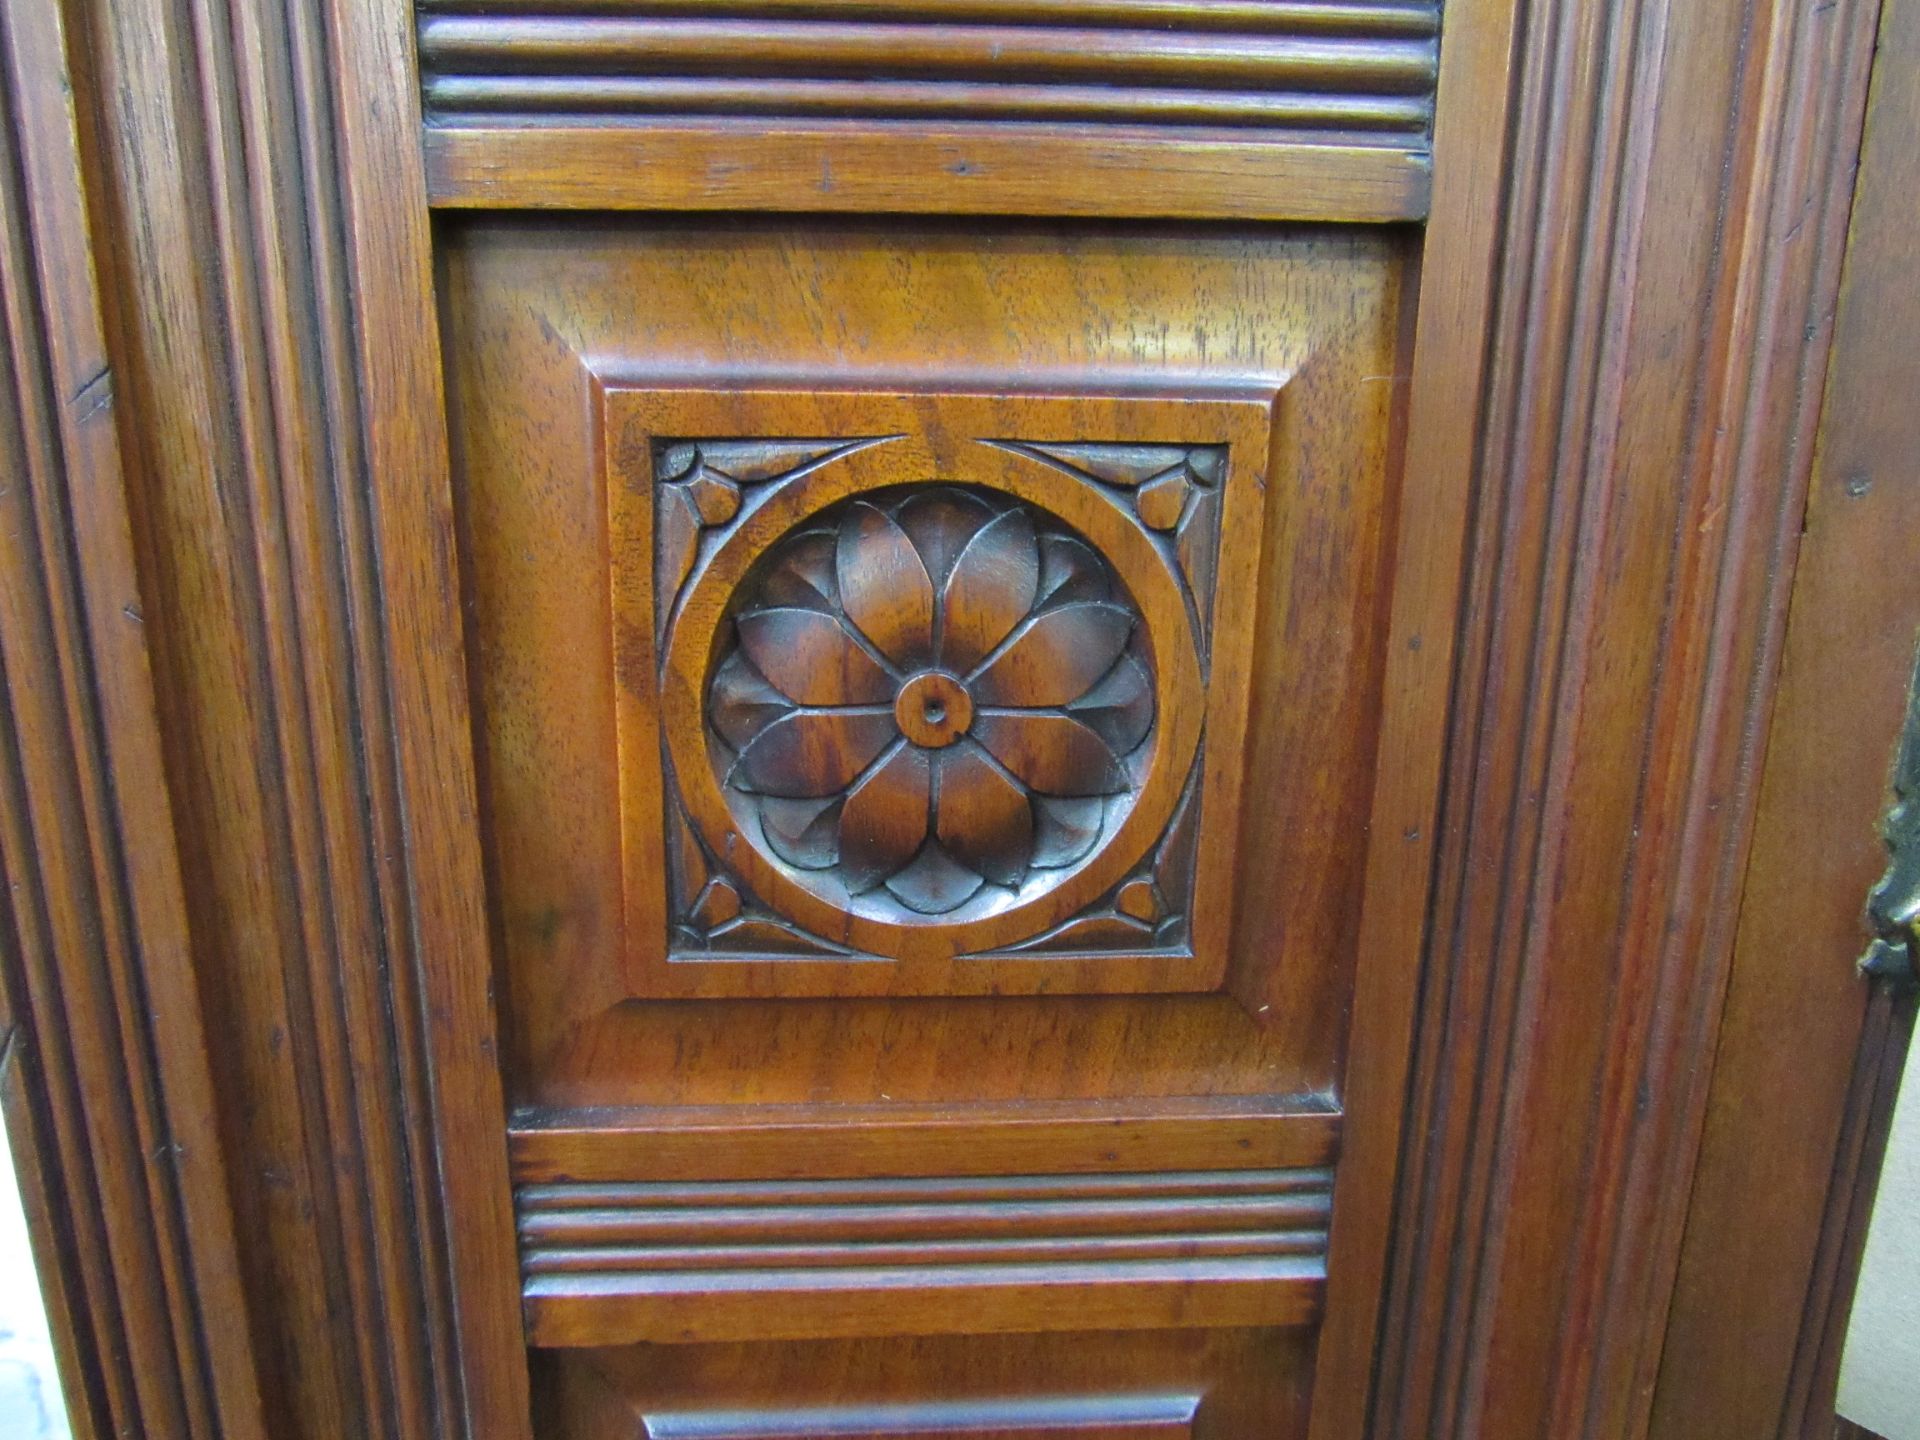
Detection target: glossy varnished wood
<box><xmin>0</xmin><ymin>0</ymin><xmax>1909</xmax><ymax>1434</ymax></box>
<box><xmin>1372</xmin><ymin>0</ymin><xmax>1889</xmax><ymax>1433</ymax></box>
<box><xmin>419</xmin><ymin>0</ymin><xmax>1437</xmax><ymax>218</ymax></box>
<box><xmin>441</xmin><ymin>218</ymin><xmax>1409</xmax><ymax>1128</ymax></box>
<box><xmin>441</xmin><ymin>210</ymin><xmax>1413</xmax><ymax>1418</ymax></box>
<box><xmin>544</xmin><ymin>1330</ymin><xmax>1314</xmax><ymax>1440</ymax></box>
<box><xmin>1651</xmin><ymin>0</ymin><xmax>1920</xmax><ymax>1431</ymax></box>
<box><xmin>48</xmin><ymin>0</ymin><xmax>530</xmax><ymax>1434</ymax></box>
<box><xmin>0</xmin><ymin>2</ymin><xmax>266</xmax><ymax>1436</ymax></box>
<box><xmin>424</xmin><ymin>124</ymin><xmax>1431</xmax><ymax>220</ymax></box>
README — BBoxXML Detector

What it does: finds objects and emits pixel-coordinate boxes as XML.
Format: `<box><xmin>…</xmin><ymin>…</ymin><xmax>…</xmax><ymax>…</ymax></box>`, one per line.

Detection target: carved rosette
<box><xmin>707</xmin><ymin>485</ymin><xmax>1154</xmax><ymax>918</ymax></box>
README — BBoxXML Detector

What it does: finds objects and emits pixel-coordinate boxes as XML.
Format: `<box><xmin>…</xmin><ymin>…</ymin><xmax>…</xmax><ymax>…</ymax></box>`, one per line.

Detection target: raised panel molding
<box><xmin>519</xmin><ymin>1168</ymin><xmax>1330</xmax><ymax>1345</ymax></box>
<box><xmin>606</xmin><ymin>384</ymin><xmax>1277</xmax><ymax>997</ymax></box>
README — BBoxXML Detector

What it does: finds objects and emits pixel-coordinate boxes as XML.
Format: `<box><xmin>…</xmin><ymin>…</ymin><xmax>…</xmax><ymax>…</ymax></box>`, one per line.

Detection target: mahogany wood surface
<box><xmin>0</xmin><ymin>0</ymin><xmax>1912</xmax><ymax>1436</ymax></box>
<box><xmin>418</xmin><ymin>0</ymin><xmax>1437</xmax><ymax>217</ymax></box>
<box><xmin>1652</xmin><ymin>0</ymin><xmax>1920</xmax><ymax>1431</ymax></box>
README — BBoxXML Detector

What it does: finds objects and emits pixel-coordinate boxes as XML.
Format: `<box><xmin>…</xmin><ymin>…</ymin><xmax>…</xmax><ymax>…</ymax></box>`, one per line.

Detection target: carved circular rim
<box><xmin>662</xmin><ymin>462</ymin><xmax>1206</xmax><ymax>960</ymax></box>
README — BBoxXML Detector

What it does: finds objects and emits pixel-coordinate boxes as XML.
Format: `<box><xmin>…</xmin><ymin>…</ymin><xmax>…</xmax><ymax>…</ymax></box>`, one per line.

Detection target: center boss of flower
<box><xmin>893</xmin><ymin>670</ymin><xmax>973</xmax><ymax>749</ymax></box>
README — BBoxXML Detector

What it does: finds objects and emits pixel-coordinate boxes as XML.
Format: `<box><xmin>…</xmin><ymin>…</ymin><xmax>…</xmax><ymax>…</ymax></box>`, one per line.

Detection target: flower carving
<box><xmin>708</xmin><ymin>486</ymin><xmax>1155</xmax><ymax>917</ymax></box>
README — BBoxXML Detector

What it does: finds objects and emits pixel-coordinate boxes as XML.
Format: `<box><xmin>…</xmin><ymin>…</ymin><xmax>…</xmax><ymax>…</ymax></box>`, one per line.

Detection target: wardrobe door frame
<box><xmin>0</xmin><ymin>1</ymin><xmax>1903</xmax><ymax>1439</ymax></box>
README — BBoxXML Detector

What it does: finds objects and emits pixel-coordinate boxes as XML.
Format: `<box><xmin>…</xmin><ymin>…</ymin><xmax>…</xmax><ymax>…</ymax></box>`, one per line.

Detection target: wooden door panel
<box><xmin>540</xmin><ymin>1332</ymin><xmax>1314</xmax><ymax>1440</ymax></box>
<box><xmin>10</xmin><ymin>0</ymin><xmax>1900</xmax><ymax>1433</ymax></box>
<box><xmin>442</xmin><ymin>216</ymin><xmax>1407</xmax><ymax>1099</ymax></box>
<box><xmin>439</xmin><ymin>215</ymin><xmax>1408</xmax><ymax>1394</ymax></box>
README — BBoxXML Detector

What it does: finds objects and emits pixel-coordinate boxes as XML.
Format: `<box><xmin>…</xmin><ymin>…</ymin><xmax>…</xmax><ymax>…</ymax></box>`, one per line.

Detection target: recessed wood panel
<box><xmin>540</xmin><ymin>1331</ymin><xmax>1313</xmax><ymax>1440</ymax></box>
<box><xmin>440</xmin><ymin>214</ymin><xmax>1406</xmax><ymax>1362</ymax></box>
<box><xmin>605</xmin><ymin>385</ymin><xmax>1275</xmax><ymax>997</ymax></box>
<box><xmin>439</xmin><ymin>216</ymin><xmax>1409</xmax><ymax>1116</ymax></box>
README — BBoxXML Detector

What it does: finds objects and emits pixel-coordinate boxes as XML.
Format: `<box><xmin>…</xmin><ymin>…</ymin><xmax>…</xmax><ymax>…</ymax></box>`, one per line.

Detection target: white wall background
<box><xmin>0</xmin><ymin>1121</ymin><xmax>68</xmax><ymax>1440</ymax></box>
<box><xmin>1840</xmin><ymin>1042</ymin><xmax>1920</xmax><ymax>1438</ymax></box>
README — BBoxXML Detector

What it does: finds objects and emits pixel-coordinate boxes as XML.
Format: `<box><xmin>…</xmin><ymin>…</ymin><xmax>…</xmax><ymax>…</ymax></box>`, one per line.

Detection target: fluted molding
<box><xmin>1373</xmin><ymin>0</ymin><xmax>1885</xmax><ymax>1434</ymax></box>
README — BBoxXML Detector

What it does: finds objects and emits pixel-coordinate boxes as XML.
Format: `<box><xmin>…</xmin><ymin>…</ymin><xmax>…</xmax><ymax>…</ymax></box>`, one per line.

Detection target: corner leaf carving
<box><xmin>988</xmin><ymin>441</ymin><xmax>1228</xmax><ymax>662</ymax></box>
<box><xmin>973</xmin><ymin>760</ymin><xmax>1202</xmax><ymax>957</ymax></box>
<box><xmin>654</xmin><ymin>438</ymin><xmax>893</xmax><ymax>642</ymax></box>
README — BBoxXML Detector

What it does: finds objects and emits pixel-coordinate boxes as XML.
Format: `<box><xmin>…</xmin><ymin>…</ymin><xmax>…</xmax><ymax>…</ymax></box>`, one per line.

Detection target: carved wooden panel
<box><xmin>608</xmin><ymin>387</ymin><xmax>1276</xmax><ymax>997</ymax></box>
<box><xmin>418</xmin><ymin>1</ymin><xmax>1438</xmax><ymax>218</ymax></box>
<box><xmin>443</xmin><ymin>220</ymin><xmax>1404</xmax><ymax>1403</ymax></box>
<box><xmin>520</xmin><ymin>1166</ymin><xmax>1328</xmax><ymax>1344</ymax></box>
<box><xmin>542</xmin><ymin>1330</ymin><xmax>1313</xmax><ymax>1440</ymax></box>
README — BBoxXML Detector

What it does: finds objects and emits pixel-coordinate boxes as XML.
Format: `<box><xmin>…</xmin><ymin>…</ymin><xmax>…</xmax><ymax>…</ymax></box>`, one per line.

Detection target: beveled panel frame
<box><xmin>604</xmin><ymin>384</ymin><xmax>1280</xmax><ymax>999</ymax></box>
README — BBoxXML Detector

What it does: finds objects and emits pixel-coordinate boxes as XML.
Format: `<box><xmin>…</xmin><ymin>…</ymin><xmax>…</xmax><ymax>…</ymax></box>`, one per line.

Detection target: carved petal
<box><xmin>758</xmin><ymin>529</ymin><xmax>838</xmax><ymax>610</ymax></box>
<box><xmin>838</xmin><ymin>742</ymin><xmax>932</xmax><ymax>892</ymax></box>
<box><xmin>935</xmin><ymin>742</ymin><xmax>1034</xmax><ymax>887</ymax></box>
<box><xmin>973</xmin><ymin>712</ymin><xmax>1127</xmax><ymax>796</ymax></box>
<box><xmin>709</xmin><ymin>651</ymin><xmax>793</xmax><ymax>750</ymax></box>
<box><xmin>897</xmin><ymin>487</ymin><xmax>995</xmax><ymax>586</ymax></box>
<box><xmin>1036</xmin><ymin>534</ymin><xmax>1112</xmax><ymax>607</ymax></box>
<box><xmin>838</xmin><ymin>502</ymin><xmax>936</xmax><ymax>668</ymax></box>
<box><xmin>729</xmin><ymin>710</ymin><xmax>896</xmax><ymax>797</ymax></box>
<box><xmin>941</xmin><ymin>508</ymin><xmax>1039</xmax><ymax>673</ymax></box>
<box><xmin>737</xmin><ymin>607</ymin><xmax>894</xmax><ymax>705</ymax></box>
<box><xmin>971</xmin><ymin>603</ymin><xmax>1135</xmax><ymax>707</ymax></box>
<box><xmin>884</xmin><ymin>844</ymin><xmax>985</xmax><ymax>914</ymax></box>
<box><xmin>1031</xmin><ymin>795</ymin><xmax>1104</xmax><ymax>868</ymax></box>
<box><xmin>1068</xmin><ymin>653</ymin><xmax>1154</xmax><ymax>755</ymax></box>
<box><xmin>759</xmin><ymin>795</ymin><xmax>842</xmax><ymax>870</ymax></box>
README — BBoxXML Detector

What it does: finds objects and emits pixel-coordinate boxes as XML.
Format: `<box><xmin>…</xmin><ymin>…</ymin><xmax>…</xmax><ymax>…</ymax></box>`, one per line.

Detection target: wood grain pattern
<box><xmin>55</xmin><ymin>0</ymin><xmax>530</xmax><ymax>1435</ymax></box>
<box><xmin>1371</xmin><ymin>0</ymin><xmax>1888</xmax><ymax>1434</ymax></box>
<box><xmin>418</xmin><ymin>1</ymin><xmax>1436</xmax><ymax>216</ymax></box>
<box><xmin>605</xmin><ymin>383</ymin><xmax>1274</xmax><ymax>994</ymax></box>
<box><xmin>545</xmin><ymin>1331</ymin><xmax>1313</xmax><ymax>1440</ymax></box>
<box><xmin>441</xmin><ymin>221</ymin><xmax>1406</xmax><ymax>1105</ymax></box>
<box><xmin>4</xmin><ymin>0</ymin><xmax>1906</xmax><ymax>1430</ymax></box>
<box><xmin>0</xmin><ymin>3</ymin><xmax>267</xmax><ymax>1436</ymax></box>
<box><xmin>417</xmin><ymin>10</ymin><xmax>1437</xmax><ymax>132</ymax></box>
<box><xmin>509</xmin><ymin>1098</ymin><xmax>1339</xmax><ymax>1182</ymax></box>
<box><xmin>1651</xmin><ymin>0</ymin><xmax>1920</xmax><ymax>1432</ymax></box>
<box><xmin>520</xmin><ymin>1167</ymin><xmax>1329</xmax><ymax>1345</ymax></box>
<box><xmin>424</xmin><ymin>123</ymin><xmax>1432</xmax><ymax>219</ymax></box>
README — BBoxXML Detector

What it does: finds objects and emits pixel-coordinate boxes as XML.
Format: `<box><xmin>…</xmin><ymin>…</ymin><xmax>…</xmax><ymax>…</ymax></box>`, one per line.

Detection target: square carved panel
<box><xmin>604</xmin><ymin>385</ymin><xmax>1280</xmax><ymax>998</ymax></box>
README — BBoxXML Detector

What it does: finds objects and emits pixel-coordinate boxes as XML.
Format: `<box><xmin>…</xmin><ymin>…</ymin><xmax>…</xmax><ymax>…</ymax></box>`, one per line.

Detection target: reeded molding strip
<box><xmin>419</xmin><ymin>5</ymin><xmax>1437</xmax><ymax>132</ymax></box>
<box><xmin>519</xmin><ymin>1167</ymin><xmax>1331</xmax><ymax>1344</ymax></box>
<box><xmin>419</xmin><ymin>0</ymin><xmax>1437</xmax><ymax>217</ymax></box>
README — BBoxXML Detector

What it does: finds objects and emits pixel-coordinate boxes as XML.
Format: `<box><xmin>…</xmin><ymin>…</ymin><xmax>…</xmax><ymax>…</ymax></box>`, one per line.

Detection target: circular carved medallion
<box><xmin>667</xmin><ymin>475</ymin><xmax>1204</xmax><ymax>958</ymax></box>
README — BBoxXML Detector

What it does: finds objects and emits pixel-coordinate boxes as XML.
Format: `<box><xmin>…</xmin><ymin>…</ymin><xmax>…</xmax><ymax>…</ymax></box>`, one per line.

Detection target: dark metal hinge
<box><xmin>1859</xmin><ymin>636</ymin><xmax>1920</xmax><ymax>990</ymax></box>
